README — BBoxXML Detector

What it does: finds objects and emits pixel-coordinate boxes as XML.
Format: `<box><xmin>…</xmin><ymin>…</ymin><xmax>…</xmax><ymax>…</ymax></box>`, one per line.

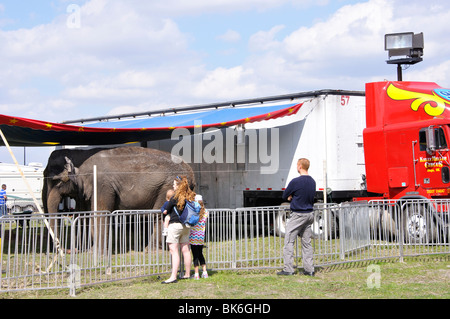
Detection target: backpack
<box><xmin>175</xmin><ymin>200</ymin><xmax>201</xmax><ymax>227</ymax></box>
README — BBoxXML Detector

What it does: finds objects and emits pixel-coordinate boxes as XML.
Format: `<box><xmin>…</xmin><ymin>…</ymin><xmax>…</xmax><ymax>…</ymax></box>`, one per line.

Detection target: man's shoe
<box><xmin>277</xmin><ymin>270</ymin><xmax>294</xmax><ymax>276</ymax></box>
<box><xmin>302</xmin><ymin>271</ymin><xmax>315</xmax><ymax>277</ymax></box>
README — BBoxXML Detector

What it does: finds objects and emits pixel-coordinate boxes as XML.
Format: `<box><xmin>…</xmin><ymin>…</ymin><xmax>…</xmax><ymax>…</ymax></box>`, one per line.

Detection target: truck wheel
<box><xmin>402</xmin><ymin>203</ymin><xmax>437</xmax><ymax>244</ymax></box>
<box><xmin>274</xmin><ymin>203</ymin><xmax>290</xmax><ymax>237</ymax></box>
<box><xmin>312</xmin><ymin>210</ymin><xmax>338</xmax><ymax>239</ymax></box>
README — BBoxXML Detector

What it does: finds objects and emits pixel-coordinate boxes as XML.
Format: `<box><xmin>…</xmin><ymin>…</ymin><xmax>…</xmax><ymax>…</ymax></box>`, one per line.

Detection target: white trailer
<box><xmin>0</xmin><ymin>162</ymin><xmax>44</xmax><ymax>213</ymax></box>
<box><xmin>147</xmin><ymin>90</ymin><xmax>367</xmax><ymax>209</ymax></box>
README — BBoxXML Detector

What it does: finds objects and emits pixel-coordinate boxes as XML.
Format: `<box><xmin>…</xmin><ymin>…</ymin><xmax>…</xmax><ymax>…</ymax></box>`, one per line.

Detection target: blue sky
<box><xmin>0</xmin><ymin>0</ymin><xmax>450</xmax><ymax>165</ymax></box>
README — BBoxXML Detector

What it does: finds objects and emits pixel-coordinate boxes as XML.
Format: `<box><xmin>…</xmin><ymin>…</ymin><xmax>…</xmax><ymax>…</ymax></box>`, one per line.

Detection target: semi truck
<box><xmin>144</xmin><ymin>80</ymin><xmax>450</xmax><ymax>242</ymax></box>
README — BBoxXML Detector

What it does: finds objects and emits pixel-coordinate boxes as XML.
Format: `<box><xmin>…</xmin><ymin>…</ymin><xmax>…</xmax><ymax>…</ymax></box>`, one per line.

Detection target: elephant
<box><xmin>42</xmin><ymin>146</ymin><xmax>195</xmax><ymax>253</ymax></box>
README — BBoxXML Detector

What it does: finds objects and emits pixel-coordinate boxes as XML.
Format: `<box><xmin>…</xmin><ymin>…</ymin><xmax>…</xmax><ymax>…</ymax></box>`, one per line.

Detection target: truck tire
<box><xmin>274</xmin><ymin>203</ymin><xmax>290</xmax><ymax>237</ymax></box>
<box><xmin>401</xmin><ymin>203</ymin><xmax>437</xmax><ymax>244</ymax></box>
<box><xmin>312</xmin><ymin>210</ymin><xmax>338</xmax><ymax>239</ymax></box>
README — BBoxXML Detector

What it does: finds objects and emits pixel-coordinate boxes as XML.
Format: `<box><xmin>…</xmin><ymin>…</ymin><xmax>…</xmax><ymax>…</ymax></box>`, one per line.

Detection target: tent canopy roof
<box><xmin>0</xmin><ymin>102</ymin><xmax>302</xmax><ymax>146</ymax></box>
<box><xmin>0</xmin><ymin>89</ymin><xmax>364</xmax><ymax>147</ymax></box>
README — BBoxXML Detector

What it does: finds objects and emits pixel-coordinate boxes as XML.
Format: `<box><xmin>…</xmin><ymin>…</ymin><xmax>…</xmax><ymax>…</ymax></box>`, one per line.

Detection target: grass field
<box><xmin>1</xmin><ymin>255</ymin><xmax>448</xmax><ymax>300</ymax></box>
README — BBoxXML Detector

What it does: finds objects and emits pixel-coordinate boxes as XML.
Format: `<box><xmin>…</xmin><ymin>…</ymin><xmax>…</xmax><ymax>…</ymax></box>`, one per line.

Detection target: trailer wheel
<box><xmin>274</xmin><ymin>203</ymin><xmax>290</xmax><ymax>237</ymax></box>
<box><xmin>402</xmin><ymin>203</ymin><xmax>437</xmax><ymax>244</ymax></box>
<box><xmin>311</xmin><ymin>212</ymin><xmax>323</xmax><ymax>239</ymax></box>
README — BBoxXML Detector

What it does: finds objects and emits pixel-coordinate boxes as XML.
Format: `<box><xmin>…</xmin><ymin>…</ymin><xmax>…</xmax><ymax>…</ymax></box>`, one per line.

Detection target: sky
<box><xmin>1</xmin><ymin>0</ymin><xmax>450</xmax><ymax>166</ymax></box>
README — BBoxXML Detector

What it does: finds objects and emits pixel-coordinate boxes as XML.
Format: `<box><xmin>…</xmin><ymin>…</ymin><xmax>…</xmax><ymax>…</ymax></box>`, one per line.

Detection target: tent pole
<box><xmin>0</xmin><ymin>129</ymin><xmax>65</xmax><ymax>266</ymax></box>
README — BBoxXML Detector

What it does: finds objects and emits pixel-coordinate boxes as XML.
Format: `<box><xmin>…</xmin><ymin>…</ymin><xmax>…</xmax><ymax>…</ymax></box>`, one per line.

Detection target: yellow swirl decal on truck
<box><xmin>387</xmin><ymin>83</ymin><xmax>449</xmax><ymax>117</ymax></box>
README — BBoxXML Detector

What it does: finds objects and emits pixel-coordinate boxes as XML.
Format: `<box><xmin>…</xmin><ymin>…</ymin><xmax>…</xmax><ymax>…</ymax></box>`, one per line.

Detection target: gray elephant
<box><xmin>42</xmin><ymin>146</ymin><xmax>195</xmax><ymax>252</ymax></box>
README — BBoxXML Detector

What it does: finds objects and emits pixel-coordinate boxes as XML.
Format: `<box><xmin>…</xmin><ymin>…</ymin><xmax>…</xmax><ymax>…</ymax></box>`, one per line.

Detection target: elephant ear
<box><xmin>64</xmin><ymin>156</ymin><xmax>74</xmax><ymax>173</ymax></box>
<box><xmin>52</xmin><ymin>157</ymin><xmax>78</xmax><ymax>184</ymax></box>
<box><xmin>64</xmin><ymin>156</ymin><xmax>79</xmax><ymax>183</ymax></box>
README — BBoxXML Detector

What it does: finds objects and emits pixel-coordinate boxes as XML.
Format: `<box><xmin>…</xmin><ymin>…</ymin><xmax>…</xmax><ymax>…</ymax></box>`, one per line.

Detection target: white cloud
<box><xmin>0</xmin><ymin>0</ymin><xmax>198</xmax><ymax>121</ymax></box>
<box><xmin>230</xmin><ymin>0</ymin><xmax>398</xmax><ymax>93</ymax></box>
<box><xmin>217</xmin><ymin>29</ymin><xmax>241</xmax><ymax>43</ymax></box>
<box><xmin>192</xmin><ymin>66</ymin><xmax>257</xmax><ymax>100</ymax></box>
<box><xmin>1</xmin><ymin>0</ymin><xmax>450</xmax><ymax>125</ymax></box>
<box><xmin>1</xmin><ymin>0</ymin><xmax>450</xmax><ymax>166</ymax></box>
<box><xmin>406</xmin><ymin>60</ymin><xmax>450</xmax><ymax>85</ymax></box>
<box><xmin>64</xmin><ymin>70</ymin><xmax>157</xmax><ymax>100</ymax></box>
<box><xmin>283</xmin><ymin>0</ymin><xmax>392</xmax><ymax>62</ymax></box>
<box><xmin>249</xmin><ymin>25</ymin><xmax>284</xmax><ymax>52</ymax></box>
<box><xmin>239</xmin><ymin>0</ymin><xmax>450</xmax><ymax>91</ymax></box>
<box><xmin>150</xmin><ymin>0</ymin><xmax>324</xmax><ymax>15</ymax></box>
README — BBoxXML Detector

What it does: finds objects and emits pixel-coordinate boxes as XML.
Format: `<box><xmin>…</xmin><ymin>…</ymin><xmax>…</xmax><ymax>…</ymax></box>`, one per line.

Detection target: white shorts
<box><xmin>166</xmin><ymin>223</ymin><xmax>190</xmax><ymax>244</ymax></box>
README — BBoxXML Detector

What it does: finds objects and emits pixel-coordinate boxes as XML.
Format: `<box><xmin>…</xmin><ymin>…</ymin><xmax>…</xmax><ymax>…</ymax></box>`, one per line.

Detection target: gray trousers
<box><xmin>283</xmin><ymin>212</ymin><xmax>314</xmax><ymax>273</ymax></box>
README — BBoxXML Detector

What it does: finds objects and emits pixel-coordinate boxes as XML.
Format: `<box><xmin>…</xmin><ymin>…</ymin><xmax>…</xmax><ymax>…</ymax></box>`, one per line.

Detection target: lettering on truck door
<box><xmin>417</xmin><ymin>126</ymin><xmax>450</xmax><ymax>196</ymax></box>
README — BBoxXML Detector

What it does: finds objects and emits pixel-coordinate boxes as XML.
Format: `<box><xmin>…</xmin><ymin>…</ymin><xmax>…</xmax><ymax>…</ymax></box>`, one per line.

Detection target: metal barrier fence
<box><xmin>0</xmin><ymin>200</ymin><xmax>448</xmax><ymax>296</ymax></box>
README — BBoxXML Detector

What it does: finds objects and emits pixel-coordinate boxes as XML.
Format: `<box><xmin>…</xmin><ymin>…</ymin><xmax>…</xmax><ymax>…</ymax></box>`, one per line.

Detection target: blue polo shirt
<box><xmin>282</xmin><ymin>175</ymin><xmax>316</xmax><ymax>213</ymax></box>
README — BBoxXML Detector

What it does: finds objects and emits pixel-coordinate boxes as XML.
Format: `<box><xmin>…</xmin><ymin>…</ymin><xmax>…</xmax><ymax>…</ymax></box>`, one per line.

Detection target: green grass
<box><xmin>1</xmin><ymin>255</ymin><xmax>448</xmax><ymax>299</ymax></box>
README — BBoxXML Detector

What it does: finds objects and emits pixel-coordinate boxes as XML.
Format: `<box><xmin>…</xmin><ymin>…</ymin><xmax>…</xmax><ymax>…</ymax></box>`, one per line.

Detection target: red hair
<box><xmin>174</xmin><ymin>176</ymin><xmax>196</xmax><ymax>211</ymax></box>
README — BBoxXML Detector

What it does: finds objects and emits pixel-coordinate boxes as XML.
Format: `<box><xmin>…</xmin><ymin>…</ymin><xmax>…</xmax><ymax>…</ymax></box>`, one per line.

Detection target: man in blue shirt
<box><xmin>278</xmin><ymin>158</ymin><xmax>316</xmax><ymax>276</ymax></box>
<box><xmin>0</xmin><ymin>184</ymin><xmax>7</xmax><ymax>217</ymax></box>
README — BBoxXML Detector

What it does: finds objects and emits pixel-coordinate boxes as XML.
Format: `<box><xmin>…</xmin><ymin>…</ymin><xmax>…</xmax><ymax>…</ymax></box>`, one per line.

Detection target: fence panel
<box><xmin>233</xmin><ymin>207</ymin><xmax>286</xmax><ymax>270</ymax></box>
<box><xmin>388</xmin><ymin>199</ymin><xmax>449</xmax><ymax>257</ymax></box>
<box><xmin>311</xmin><ymin>204</ymin><xmax>341</xmax><ymax>266</ymax></box>
<box><xmin>0</xmin><ymin>200</ymin><xmax>448</xmax><ymax>296</ymax></box>
<box><xmin>69</xmin><ymin>210</ymin><xmax>169</xmax><ymax>294</ymax></box>
<box><xmin>203</xmin><ymin>209</ymin><xmax>235</xmax><ymax>270</ymax></box>
<box><xmin>339</xmin><ymin>202</ymin><xmax>371</xmax><ymax>260</ymax></box>
<box><xmin>0</xmin><ymin>214</ymin><xmax>72</xmax><ymax>292</ymax></box>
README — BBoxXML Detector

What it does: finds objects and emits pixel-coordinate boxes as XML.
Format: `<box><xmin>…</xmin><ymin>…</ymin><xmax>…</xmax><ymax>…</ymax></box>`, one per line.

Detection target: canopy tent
<box><xmin>0</xmin><ymin>102</ymin><xmax>303</xmax><ymax>146</ymax></box>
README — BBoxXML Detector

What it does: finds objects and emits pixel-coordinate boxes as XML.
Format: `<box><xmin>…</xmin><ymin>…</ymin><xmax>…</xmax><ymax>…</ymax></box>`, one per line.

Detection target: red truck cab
<box><xmin>364</xmin><ymin>81</ymin><xmax>450</xmax><ymax>200</ymax></box>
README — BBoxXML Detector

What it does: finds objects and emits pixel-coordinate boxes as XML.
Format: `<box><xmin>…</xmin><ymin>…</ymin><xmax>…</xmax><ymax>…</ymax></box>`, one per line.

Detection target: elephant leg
<box><xmin>46</xmin><ymin>189</ymin><xmax>64</xmax><ymax>251</ymax></box>
<box><xmin>91</xmin><ymin>193</ymin><xmax>115</xmax><ymax>257</ymax></box>
<box><xmin>90</xmin><ymin>214</ymin><xmax>111</xmax><ymax>257</ymax></box>
<box><xmin>150</xmin><ymin>190</ymin><xmax>170</xmax><ymax>250</ymax></box>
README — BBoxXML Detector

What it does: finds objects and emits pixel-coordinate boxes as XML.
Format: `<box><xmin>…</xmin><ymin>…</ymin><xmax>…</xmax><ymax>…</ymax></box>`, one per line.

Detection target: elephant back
<box><xmin>81</xmin><ymin>147</ymin><xmax>195</xmax><ymax>188</ymax></box>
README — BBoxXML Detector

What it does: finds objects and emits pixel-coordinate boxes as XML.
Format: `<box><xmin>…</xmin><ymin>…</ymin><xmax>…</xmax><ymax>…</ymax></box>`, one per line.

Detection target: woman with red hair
<box><xmin>161</xmin><ymin>176</ymin><xmax>195</xmax><ymax>284</ymax></box>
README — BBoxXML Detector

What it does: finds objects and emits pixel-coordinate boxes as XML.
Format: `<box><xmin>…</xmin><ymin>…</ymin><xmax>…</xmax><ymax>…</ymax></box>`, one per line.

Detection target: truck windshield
<box><xmin>419</xmin><ymin>127</ymin><xmax>448</xmax><ymax>151</ymax></box>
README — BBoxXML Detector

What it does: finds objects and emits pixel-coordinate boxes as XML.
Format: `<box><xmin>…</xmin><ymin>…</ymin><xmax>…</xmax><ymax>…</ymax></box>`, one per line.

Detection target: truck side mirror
<box><xmin>426</xmin><ymin>126</ymin><xmax>436</xmax><ymax>155</ymax></box>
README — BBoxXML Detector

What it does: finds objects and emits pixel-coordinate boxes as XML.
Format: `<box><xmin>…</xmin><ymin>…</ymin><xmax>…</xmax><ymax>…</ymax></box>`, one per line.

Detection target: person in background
<box><xmin>277</xmin><ymin>158</ymin><xmax>316</xmax><ymax>277</ymax></box>
<box><xmin>0</xmin><ymin>184</ymin><xmax>7</xmax><ymax>217</ymax></box>
<box><xmin>189</xmin><ymin>194</ymin><xmax>209</xmax><ymax>279</ymax></box>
